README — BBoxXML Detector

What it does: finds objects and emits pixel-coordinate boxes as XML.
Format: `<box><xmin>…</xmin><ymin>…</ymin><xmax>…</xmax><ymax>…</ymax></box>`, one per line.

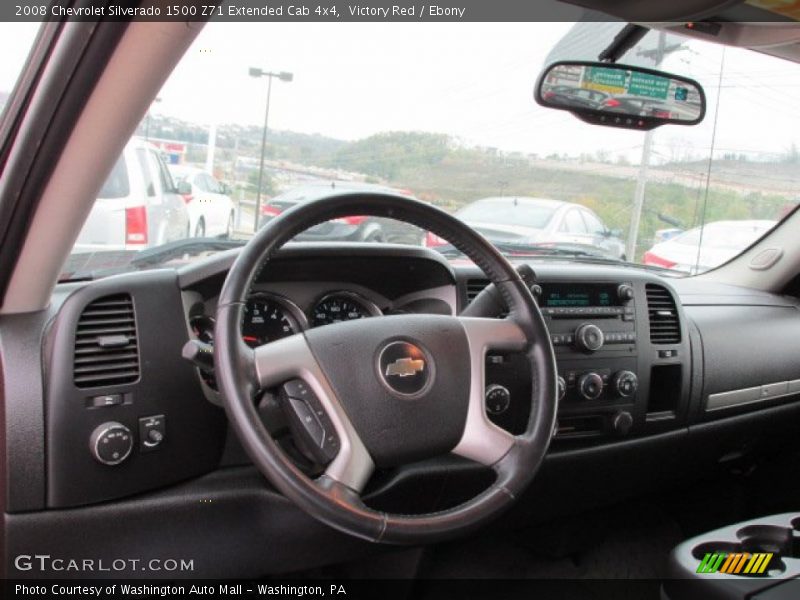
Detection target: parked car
<box><xmin>169</xmin><ymin>166</ymin><xmax>236</xmax><ymax>238</ymax></box>
<box><xmin>259</xmin><ymin>181</ymin><xmax>417</xmax><ymax>243</ymax></box>
<box><xmin>644</xmin><ymin>219</ymin><xmax>776</xmax><ymax>273</ymax></box>
<box><xmin>601</xmin><ymin>95</ymin><xmax>673</xmax><ymax>119</ymax></box>
<box><xmin>73</xmin><ymin>138</ymin><xmax>189</xmax><ymax>252</ymax></box>
<box><xmin>541</xmin><ymin>85</ymin><xmax>609</xmax><ymax>110</ymax></box>
<box><xmin>426</xmin><ymin>196</ymin><xmax>626</xmax><ymax>260</ymax></box>
<box><xmin>653</xmin><ymin>227</ymin><xmax>684</xmax><ymax>244</ymax></box>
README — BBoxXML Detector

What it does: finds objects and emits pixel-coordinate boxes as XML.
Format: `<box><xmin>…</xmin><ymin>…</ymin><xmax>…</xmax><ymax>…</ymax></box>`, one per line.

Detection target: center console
<box><xmin>538</xmin><ymin>281</ymin><xmax>639</xmax><ymax>438</ymax></box>
<box><xmin>665</xmin><ymin>513</ymin><xmax>800</xmax><ymax>599</ymax></box>
<box><xmin>464</xmin><ymin>266</ymin><xmax>691</xmax><ymax>445</ymax></box>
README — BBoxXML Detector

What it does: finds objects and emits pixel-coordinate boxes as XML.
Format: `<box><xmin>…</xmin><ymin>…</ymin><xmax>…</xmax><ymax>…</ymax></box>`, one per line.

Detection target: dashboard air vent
<box><xmin>73</xmin><ymin>294</ymin><xmax>140</xmax><ymax>388</ymax></box>
<box><xmin>466</xmin><ymin>279</ymin><xmax>489</xmax><ymax>303</ymax></box>
<box><xmin>646</xmin><ymin>284</ymin><xmax>681</xmax><ymax>344</ymax></box>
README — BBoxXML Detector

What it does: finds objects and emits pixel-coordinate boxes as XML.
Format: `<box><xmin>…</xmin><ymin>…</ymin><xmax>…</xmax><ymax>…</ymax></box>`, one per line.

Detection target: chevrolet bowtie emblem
<box><xmin>385</xmin><ymin>357</ymin><xmax>425</xmax><ymax>377</ymax></box>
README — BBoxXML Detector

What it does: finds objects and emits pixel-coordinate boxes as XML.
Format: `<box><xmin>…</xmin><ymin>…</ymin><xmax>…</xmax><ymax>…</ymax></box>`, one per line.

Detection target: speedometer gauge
<box><xmin>242</xmin><ymin>294</ymin><xmax>307</xmax><ymax>348</ymax></box>
<box><xmin>311</xmin><ymin>292</ymin><xmax>381</xmax><ymax>328</ymax></box>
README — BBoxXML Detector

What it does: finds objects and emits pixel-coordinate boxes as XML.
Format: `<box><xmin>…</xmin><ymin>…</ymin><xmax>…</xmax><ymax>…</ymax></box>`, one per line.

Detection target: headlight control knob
<box><xmin>89</xmin><ymin>422</ymin><xmax>133</xmax><ymax>466</ymax></box>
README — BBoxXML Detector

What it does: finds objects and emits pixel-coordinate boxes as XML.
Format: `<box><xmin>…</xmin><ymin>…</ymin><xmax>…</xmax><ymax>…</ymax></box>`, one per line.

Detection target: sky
<box><xmin>2</xmin><ymin>21</ymin><xmax>800</xmax><ymax>163</ymax></box>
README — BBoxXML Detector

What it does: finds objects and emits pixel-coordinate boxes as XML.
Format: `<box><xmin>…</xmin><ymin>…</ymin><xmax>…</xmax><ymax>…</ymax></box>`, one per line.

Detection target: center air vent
<box><xmin>466</xmin><ymin>279</ymin><xmax>489</xmax><ymax>303</ymax></box>
<box><xmin>73</xmin><ymin>294</ymin><xmax>140</xmax><ymax>388</ymax></box>
<box><xmin>646</xmin><ymin>284</ymin><xmax>681</xmax><ymax>344</ymax></box>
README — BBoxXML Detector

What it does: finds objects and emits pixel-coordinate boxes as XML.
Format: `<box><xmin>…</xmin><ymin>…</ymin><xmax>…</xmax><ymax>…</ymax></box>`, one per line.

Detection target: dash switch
<box><xmin>139</xmin><ymin>414</ymin><xmax>166</xmax><ymax>452</ymax></box>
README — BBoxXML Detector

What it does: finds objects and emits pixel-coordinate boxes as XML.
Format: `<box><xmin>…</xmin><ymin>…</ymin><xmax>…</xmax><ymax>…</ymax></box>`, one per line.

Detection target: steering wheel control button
<box><xmin>377</xmin><ymin>341</ymin><xmax>432</xmax><ymax>397</ymax></box>
<box><xmin>139</xmin><ymin>414</ymin><xmax>166</xmax><ymax>452</ymax></box>
<box><xmin>284</xmin><ymin>378</ymin><xmax>311</xmax><ymax>399</ymax></box>
<box><xmin>280</xmin><ymin>379</ymin><xmax>340</xmax><ymax>465</ymax></box>
<box><xmin>578</xmin><ymin>372</ymin><xmax>604</xmax><ymax>401</ymax></box>
<box><xmin>289</xmin><ymin>398</ymin><xmax>325</xmax><ymax>446</ymax></box>
<box><xmin>575</xmin><ymin>323</ymin><xmax>604</xmax><ymax>353</ymax></box>
<box><xmin>485</xmin><ymin>384</ymin><xmax>511</xmax><ymax>415</ymax></box>
<box><xmin>89</xmin><ymin>422</ymin><xmax>133</xmax><ymax>466</ymax></box>
<box><xmin>612</xmin><ymin>371</ymin><xmax>639</xmax><ymax>398</ymax></box>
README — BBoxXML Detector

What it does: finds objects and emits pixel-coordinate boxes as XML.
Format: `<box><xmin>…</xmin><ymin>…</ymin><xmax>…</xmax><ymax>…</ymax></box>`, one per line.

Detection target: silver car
<box><xmin>170</xmin><ymin>165</ymin><xmax>236</xmax><ymax>238</ymax></box>
<box><xmin>428</xmin><ymin>197</ymin><xmax>625</xmax><ymax>260</ymax></box>
<box><xmin>644</xmin><ymin>220</ymin><xmax>776</xmax><ymax>274</ymax></box>
<box><xmin>73</xmin><ymin>138</ymin><xmax>190</xmax><ymax>252</ymax></box>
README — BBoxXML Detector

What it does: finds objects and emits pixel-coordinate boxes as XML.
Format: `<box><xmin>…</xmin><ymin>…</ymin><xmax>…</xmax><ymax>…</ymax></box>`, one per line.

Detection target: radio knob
<box><xmin>557</xmin><ymin>376</ymin><xmax>566</xmax><ymax>401</ymax></box>
<box><xmin>485</xmin><ymin>384</ymin><xmax>511</xmax><ymax>415</ymax></box>
<box><xmin>612</xmin><ymin>370</ymin><xmax>639</xmax><ymax>398</ymax></box>
<box><xmin>89</xmin><ymin>422</ymin><xmax>133</xmax><ymax>466</ymax></box>
<box><xmin>575</xmin><ymin>323</ymin><xmax>604</xmax><ymax>352</ymax></box>
<box><xmin>578</xmin><ymin>372</ymin><xmax>604</xmax><ymax>401</ymax></box>
<box><xmin>617</xmin><ymin>284</ymin><xmax>634</xmax><ymax>302</ymax></box>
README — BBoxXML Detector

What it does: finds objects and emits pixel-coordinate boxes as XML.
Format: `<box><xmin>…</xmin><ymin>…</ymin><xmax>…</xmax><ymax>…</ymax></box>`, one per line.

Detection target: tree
<box><xmin>329</xmin><ymin>132</ymin><xmax>450</xmax><ymax>180</ymax></box>
<box><xmin>247</xmin><ymin>170</ymin><xmax>275</xmax><ymax>196</ymax></box>
<box><xmin>783</xmin><ymin>143</ymin><xmax>800</xmax><ymax>164</ymax></box>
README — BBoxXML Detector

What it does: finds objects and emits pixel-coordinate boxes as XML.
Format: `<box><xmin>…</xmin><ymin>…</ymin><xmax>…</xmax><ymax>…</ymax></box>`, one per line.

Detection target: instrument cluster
<box><xmin>189</xmin><ymin>290</ymin><xmax>383</xmax><ymax>349</ymax></box>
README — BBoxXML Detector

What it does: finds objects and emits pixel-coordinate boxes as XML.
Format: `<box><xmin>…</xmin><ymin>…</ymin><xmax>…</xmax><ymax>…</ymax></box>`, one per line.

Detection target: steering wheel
<box><xmin>215</xmin><ymin>192</ymin><xmax>558</xmax><ymax>544</ymax></box>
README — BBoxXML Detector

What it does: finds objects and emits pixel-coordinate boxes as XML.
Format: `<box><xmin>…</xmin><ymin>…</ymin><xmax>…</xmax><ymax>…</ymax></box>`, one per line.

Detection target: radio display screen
<box><xmin>543</xmin><ymin>284</ymin><xmax>617</xmax><ymax>307</ymax></box>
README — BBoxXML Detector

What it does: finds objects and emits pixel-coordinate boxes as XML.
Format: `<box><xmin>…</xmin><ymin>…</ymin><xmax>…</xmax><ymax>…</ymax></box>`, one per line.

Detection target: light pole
<box><xmin>249</xmin><ymin>67</ymin><xmax>293</xmax><ymax>232</ymax></box>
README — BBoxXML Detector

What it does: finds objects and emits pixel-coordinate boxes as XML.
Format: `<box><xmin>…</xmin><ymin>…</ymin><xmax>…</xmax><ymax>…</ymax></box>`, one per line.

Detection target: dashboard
<box><xmin>10</xmin><ymin>243</ymin><xmax>800</xmax><ymax>514</ymax></box>
<box><xmin>7</xmin><ymin>242</ymin><xmax>800</xmax><ymax>578</ymax></box>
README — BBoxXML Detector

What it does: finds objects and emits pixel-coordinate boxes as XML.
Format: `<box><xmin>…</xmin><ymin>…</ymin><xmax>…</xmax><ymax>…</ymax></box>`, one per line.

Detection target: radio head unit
<box><xmin>542</xmin><ymin>283</ymin><xmax>619</xmax><ymax>308</ymax></box>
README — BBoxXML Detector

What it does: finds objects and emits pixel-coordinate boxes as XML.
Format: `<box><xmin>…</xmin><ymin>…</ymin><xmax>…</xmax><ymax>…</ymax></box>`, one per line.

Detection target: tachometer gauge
<box><xmin>311</xmin><ymin>292</ymin><xmax>381</xmax><ymax>328</ymax></box>
<box><xmin>242</xmin><ymin>294</ymin><xmax>307</xmax><ymax>348</ymax></box>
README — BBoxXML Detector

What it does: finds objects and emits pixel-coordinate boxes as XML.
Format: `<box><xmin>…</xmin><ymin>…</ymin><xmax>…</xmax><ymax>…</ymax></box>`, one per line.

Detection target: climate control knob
<box><xmin>575</xmin><ymin>323</ymin><xmax>604</xmax><ymax>352</ymax></box>
<box><xmin>612</xmin><ymin>411</ymin><xmax>634</xmax><ymax>436</ymax></box>
<box><xmin>89</xmin><ymin>422</ymin><xmax>133</xmax><ymax>466</ymax></box>
<box><xmin>578</xmin><ymin>372</ymin><xmax>604</xmax><ymax>401</ymax></box>
<box><xmin>612</xmin><ymin>370</ymin><xmax>639</xmax><ymax>398</ymax></box>
<box><xmin>485</xmin><ymin>384</ymin><xmax>511</xmax><ymax>415</ymax></box>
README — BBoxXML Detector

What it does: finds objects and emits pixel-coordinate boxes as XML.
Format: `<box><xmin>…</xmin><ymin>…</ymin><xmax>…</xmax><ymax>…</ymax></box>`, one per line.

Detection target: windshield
<box><xmin>7</xmin><ymin>22</ymin><xmax>792</xmax><ymax>279</ymax></box>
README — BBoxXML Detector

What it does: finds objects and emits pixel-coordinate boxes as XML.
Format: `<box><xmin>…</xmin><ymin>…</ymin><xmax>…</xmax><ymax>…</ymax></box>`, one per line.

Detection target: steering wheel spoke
<box><xmin>253</xmin><ymin>334</ymin><xmax>375</xmax><ymax>493</ymax></box>
<box><xmin>451</xmin><ymin>317</ymin><xmax>526</xmax><ymax>466</ymax></box>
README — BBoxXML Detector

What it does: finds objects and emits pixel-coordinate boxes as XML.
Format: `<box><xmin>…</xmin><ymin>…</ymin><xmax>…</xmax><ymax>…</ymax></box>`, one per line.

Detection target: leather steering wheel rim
<box><xmin>214</xmin><ymin>192</ymin><xmax>558</xmax><ymax>544</ymax></box>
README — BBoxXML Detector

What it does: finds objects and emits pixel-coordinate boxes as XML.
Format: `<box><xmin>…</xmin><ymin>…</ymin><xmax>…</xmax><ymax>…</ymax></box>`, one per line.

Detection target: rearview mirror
<box><xmin>535</xmin><ymin>61</ymin><xmax>705</xmax><ymax>130</ymax></box>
